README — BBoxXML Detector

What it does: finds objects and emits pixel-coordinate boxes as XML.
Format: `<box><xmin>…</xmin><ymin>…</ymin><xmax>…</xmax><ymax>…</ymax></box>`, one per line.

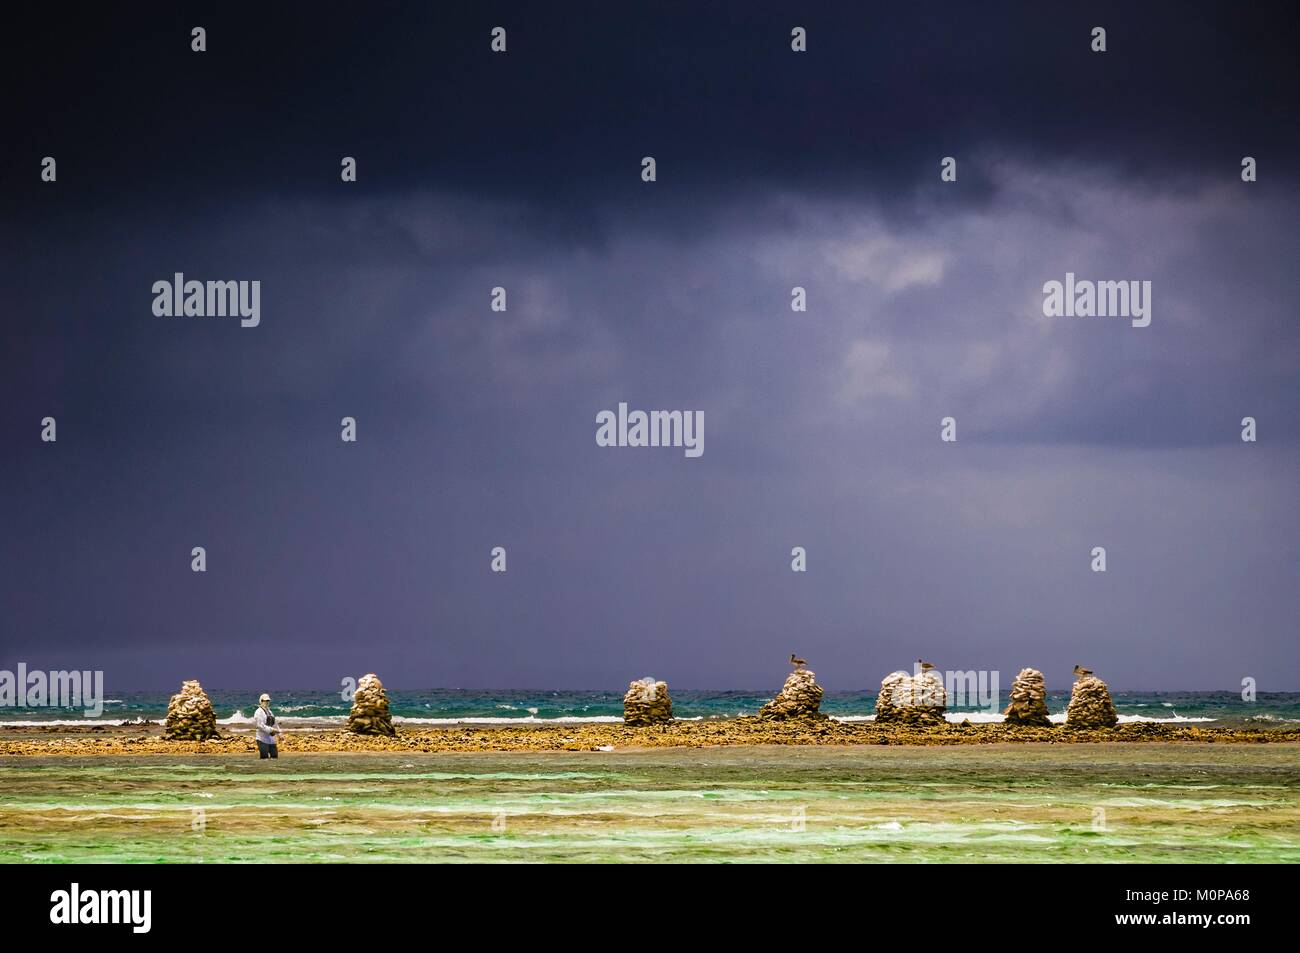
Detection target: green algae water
<box><xmin>3</xmin><ymin>745</ymin><xmax>1299</xmax><ymax>863</ymax></box>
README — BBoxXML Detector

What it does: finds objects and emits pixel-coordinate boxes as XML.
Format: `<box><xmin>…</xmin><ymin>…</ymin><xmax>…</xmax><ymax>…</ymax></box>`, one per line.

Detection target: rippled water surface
<box><xmin>4</xmin><ymin>745</ymin><xmax>1299</xmax><ymax>862</ymax></box>
<box><xmin>7</xmin><ymin>689</ymin><xmax>1300</xmax><ymax>728</ymax></box>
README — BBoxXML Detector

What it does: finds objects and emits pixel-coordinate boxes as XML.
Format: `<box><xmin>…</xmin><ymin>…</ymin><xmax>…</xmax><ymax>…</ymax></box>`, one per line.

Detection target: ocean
<box><xmin>3</xmin><ymin>688</ymin><xmax>1298</xmax><ymax>729</ymax></box>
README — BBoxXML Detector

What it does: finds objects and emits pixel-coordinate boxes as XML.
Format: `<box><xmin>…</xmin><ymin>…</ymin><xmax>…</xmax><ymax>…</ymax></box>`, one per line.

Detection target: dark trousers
<box><xmin>257</xmin><ymin>740</ymin><xmax>278</xmax><ymax>759</ymax></box>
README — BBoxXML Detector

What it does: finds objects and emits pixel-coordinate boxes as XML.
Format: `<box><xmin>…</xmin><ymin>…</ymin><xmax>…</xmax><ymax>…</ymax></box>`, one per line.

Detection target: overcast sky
<box><xmin>2</xmin><ymin>2</ymin><xmax>1298</xmax><ymax>692</ymax></box>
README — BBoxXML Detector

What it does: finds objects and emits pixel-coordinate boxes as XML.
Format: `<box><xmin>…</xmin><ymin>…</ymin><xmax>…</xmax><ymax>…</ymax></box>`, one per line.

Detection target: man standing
<box><xmin>254</xmin><ymin>692</ymin><xmax>281</xmax><ymax>758</ymax></box>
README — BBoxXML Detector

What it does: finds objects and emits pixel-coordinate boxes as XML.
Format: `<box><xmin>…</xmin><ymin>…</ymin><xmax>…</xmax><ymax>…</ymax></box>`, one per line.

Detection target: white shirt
<box><xmin>254</xmin><ymin>705</ymin><xmax>279</xmax><ymax>744</ymax></box>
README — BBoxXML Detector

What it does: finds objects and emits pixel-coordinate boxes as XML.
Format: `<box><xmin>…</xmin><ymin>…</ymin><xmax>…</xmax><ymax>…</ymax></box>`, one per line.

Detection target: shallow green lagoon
<box><xmin>3</xmin><ymin>745</ymin><xmax>1298</xmax><ymax>863</ymax></box>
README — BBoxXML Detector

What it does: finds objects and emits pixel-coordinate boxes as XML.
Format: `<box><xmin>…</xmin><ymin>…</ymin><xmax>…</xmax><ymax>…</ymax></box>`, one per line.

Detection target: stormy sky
<box><xmin>2</xmin><ymin>2</ymin><xmax>1298</xmax><ymax>693</ymax></box>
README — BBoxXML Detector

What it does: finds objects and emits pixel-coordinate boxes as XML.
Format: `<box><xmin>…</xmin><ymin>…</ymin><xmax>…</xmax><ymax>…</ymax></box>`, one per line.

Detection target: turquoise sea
<box><xmin>3</xmin><ymin>688</ymin><xmax>1298</xmax><ymax>728</ymax></box>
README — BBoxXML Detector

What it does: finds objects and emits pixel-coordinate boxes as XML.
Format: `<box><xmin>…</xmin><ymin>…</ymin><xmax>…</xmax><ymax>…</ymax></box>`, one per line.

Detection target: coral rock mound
<box><xmin>1003</xmin><ymin>668</ymin><xmax>1052</xmax><ymax>727</ymax></box>
<box><xmin>623</xmin><ymin>678</ymin><xmax>673</xmax><ymax>725</ymax></box>
<box><xmin>759</xmin><ymin>669</ymin><xmax>826</xmax><ymax>720</ymax></box>
<box><xmin>164</xmin><ymin>680</ymin><xmax>219</xmax><ymax>740</ymax></box>
<box><xmin>347</xmin><ymin>673</ymin><xmax>397</xmax><ymax>736</ymax></box>
<box><xmin>1066</xmin><ymin>675</ymin><xmax>1119</xmax><ymax>729</ymax></box>
<box><xmin>875</xmin><ymin>670</ymin><xmax>947</xmax><ymax>727</ymax></box>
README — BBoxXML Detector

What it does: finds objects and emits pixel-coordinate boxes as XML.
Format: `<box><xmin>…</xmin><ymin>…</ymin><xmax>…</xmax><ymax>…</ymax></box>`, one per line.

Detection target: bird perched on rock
<box><xmin>790</xmin><ymin>653</ymin><xmax>807</xmax><ymax>670</ymax></box>
<box><xmin>917</xmin><ymin>659</ymin><xmax>936</xmax><ymax>672</ymax></box>
<box><xmin>1073</xmin><ymin>664</ymin><xmax>1094</xmax><ymax>680</ymax></box>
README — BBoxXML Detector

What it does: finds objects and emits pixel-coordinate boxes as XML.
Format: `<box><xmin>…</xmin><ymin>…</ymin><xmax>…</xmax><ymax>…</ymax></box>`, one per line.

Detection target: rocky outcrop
<box><xmin>874</xmin><ymin>670</ymin><xmax>947</xmax><ymax>726</ymax></box>
<box><xmin>164</xmin><ymin>680</ymin><xmax>219</xmax><ymax>740</ymax></box>
<box><xmin>759</xmin><ymin>669</ymin><xmax>826</xmax><ymax>720</ymax></box>
<box><xmin>1066</xmin><ymin>675</ymin><xmax>1118</xmax><ymax>729</ymax></box>
<box><xmin>1003</xmin><ymin>668</ymin><xmax>1052</xmax><ymax>727</ymax></box>
<box><xmin>623</xmin><ymin>678</ymin><xmax>673</xmax><ymax>725</ymax></box>
<box><xmin>347</xmin><ymin>673</ymin><xmax>396</xmax><ymax>736</ymax></box>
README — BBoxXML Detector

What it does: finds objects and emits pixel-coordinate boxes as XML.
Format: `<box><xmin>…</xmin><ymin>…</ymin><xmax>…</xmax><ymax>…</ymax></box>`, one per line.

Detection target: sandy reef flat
<box><xmin>3</xmin><ymin>743</ymin><xmax>1299</xmax><ymax>863</ymax></box>
<box><xmin>1</xmin><ymin>718</ymin><xmax>1298</xmax><ymax>755</ymax></box>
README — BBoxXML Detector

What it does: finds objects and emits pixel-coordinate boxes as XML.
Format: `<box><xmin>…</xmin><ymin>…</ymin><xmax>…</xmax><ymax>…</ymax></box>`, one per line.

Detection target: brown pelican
<box><xmin>1073</xmin><ymin>665</ymin><xmax>1094</xmax><ymax>680</ymax></box>
<box><xmin>790</xmin><ymin>653</ymin><xmax>807</xmax><ymax>670</ymax></box>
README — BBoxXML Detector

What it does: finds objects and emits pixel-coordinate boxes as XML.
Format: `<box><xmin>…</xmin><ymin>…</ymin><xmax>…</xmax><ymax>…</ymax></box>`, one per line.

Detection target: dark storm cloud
<box><xmin>6</xmin><ymin>172</ymin><xmax>1299</xmax><ymax>691</ymax></box>
<box><xmin>2</xmin><ymin>3</ymin><xmax>1298</xmax><ymax>691</ymax></box>
<box><xmin>5</xmin><ymin>0</ymin><xmax>1299</xmax><ymax>216</ymax></box>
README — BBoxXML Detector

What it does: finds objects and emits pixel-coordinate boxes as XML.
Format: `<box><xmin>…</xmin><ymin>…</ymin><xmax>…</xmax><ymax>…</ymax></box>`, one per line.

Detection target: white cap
<box><xmin>259</xmin><ymin>693</ymin><xmax>271</xmax><ymax>702</ymax></box>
